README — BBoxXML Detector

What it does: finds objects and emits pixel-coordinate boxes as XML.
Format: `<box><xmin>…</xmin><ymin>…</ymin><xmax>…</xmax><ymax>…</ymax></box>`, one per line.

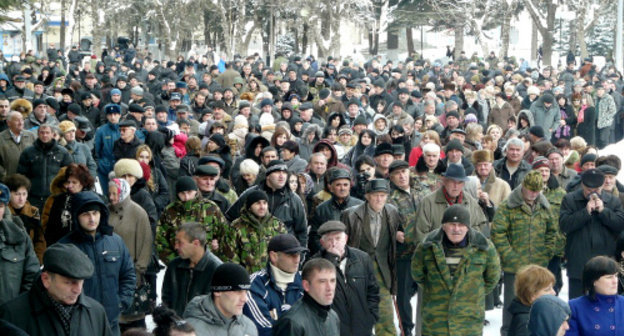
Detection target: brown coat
<box><xmin>487</xmin><ymin>101</ymin><xmax>515</xmax><ymax>131</ymax></box>
<box><xmin>108</xmin><ymin>196</ymin><xmax>153</xmax><ymax>274</ymax></box>
<box><xmin>0</xmin><ymin>129</ymin><xmax>36</xmax><ymax>179</ymax></box>
<box><xmin>480</xmin><ymin>170</ymin><xmax>512</xmax><ymax>207</ymax></box>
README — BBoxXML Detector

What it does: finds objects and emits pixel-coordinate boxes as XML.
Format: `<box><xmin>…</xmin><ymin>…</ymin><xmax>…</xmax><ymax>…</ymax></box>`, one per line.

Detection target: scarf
<box><xmin>270</xmin><ymin>263</ymin><xmax>297</xmax><ymax>291</ymax></box>
<box><xmin>110</xmin><ymin>178</ymin><xmax>131</xmax><ymax>202</ymax></box>
<box><xmin>47</xmin><ymin>291</ymin><xmax>75</xmax><ymax>335</ymax></box>
<box><xmin>443</xmin><ymin>188</ymin><xmax>463</xmax><ymax>205</ymax></box>
<box><xmin>578</xmin><ymin>104</ymin><xmax>587</xmax><ymax>123</ymax></box>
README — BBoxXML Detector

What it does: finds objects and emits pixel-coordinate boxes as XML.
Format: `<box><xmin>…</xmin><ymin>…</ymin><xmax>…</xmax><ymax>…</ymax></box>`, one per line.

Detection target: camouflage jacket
<box><xmin>411</xmin><ymin>170</ymin><xmax>442</xmax><ymax>192</ymax></box>
<box><xmin>491</xmin><ymin>186</ymin><xmax>557</xmax><ymax>273</ymax></box>
<box><xmin>543</xmin><ymin>185</ymin><xmax>567</xmax><ymax>257</ymax></box>
<box><xmin>218</xmin><ymin>208</ymin><xmax>286</xmax><ymax>274</ymax></box>
<box><xmin>156</xmin><ymin>195</ymin><xmax>227</xmax><ymax>264</ymax></box>
<box><xmin>388</xmin><ymin>182</ymin><xmax>430</xmax><ymax>259</ymax></box>
<box><xmin>412</xmin><ymin>228</ymin><xmax>500</xmax><ymax>336</ymax></box>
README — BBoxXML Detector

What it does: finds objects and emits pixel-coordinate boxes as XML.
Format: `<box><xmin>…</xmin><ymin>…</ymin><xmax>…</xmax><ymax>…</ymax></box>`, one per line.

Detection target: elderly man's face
<box><xmin>442</xmin><ymin>222</ymin><xmax>469</xmax><ymax>244</ymax></box>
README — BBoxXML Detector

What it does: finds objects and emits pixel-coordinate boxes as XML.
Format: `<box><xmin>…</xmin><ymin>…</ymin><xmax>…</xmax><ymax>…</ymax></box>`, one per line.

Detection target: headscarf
<box><xmin>109</xmin><ymin>178</ymin><xmax>131</xmax><ymax>203</ymax></box>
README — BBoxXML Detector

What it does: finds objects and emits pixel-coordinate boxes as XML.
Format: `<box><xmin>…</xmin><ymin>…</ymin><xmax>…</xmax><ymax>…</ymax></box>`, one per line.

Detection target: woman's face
<box><xmin>276</xmin><ymin>133</ymin><xmax>287</xmax><ymax>146</ymax></box>
<box><xmin>282</xmin><ymin>110</ymin><xmax>292</xmax><ymax>119</ymax></box>
<box><xmin>420</xmin><ymin>136</ymin><xmax>433</xmax><ymax>147</ymax></box>
<box><xmin>375</xmin><ymin>119</ymin><xmax>386</xmax><ymax>131</ymax></box>
<box><xmin>414</xmin><ymin>119</ymin><xmax>423</xmax><ymax>130</ymax></box>
<box><xmin>360</xmin><ymin>133</ymin><xmax>372</xmax><ymax>146</ymax></box>
<box><xmin>288</xmin><ymin>175</ymin><xmax>298</xmax><ymax>192</ymax></box>
<box><xmin>64</xmin><ymin>176</ymin><xmax>84</xmax><ymax>194</ymax></box>
<box><xmin>489</xmin><ymin>128</ymin><xmax>501</xmax><ymax>141</ymax></box>
<box><xmin>121</xmin><ymin>174</ymin><xmax>137</xmax><ymax>187</ymax></box>
<box><xmin>594</xmin><ymin>273</ymin><xmax>619</xmax><ymax>296</ymax></box>
<box><xmin>63</xmin><ymin>130</ymin><xmax>76</xmax><ymax>142</ymax></box>
<box><xmin>530</xmin><ymin>283</ymin><xmax>556</xmax><ymax>304</ymax></box>
<box><xmin>108</xmin><ymin>186</ymin><xmax>120</xmax><ymax>205</ymax></box>
<box><xmin>242</xmin><ymin>173</ymin><xmax>256</xmax><ymax>185</ymax></box>
<box><xmin>558</xmin><ymin>97</ymin><xmax>566</xmax><ymax>106</ymax></box>
<box><xmin>330</xmin><ymin>117</ymin><xmax>341</xmax><ymax>127</ymax></box>
<box><xmin>137</xmin><ymin>151</ymin><xmax>151</xmax><ymax>164</ymax></box>
<box><xmin>520</xmin><ymin>118</ymin><xmax>528</xmax><ymax>128</ymax></box>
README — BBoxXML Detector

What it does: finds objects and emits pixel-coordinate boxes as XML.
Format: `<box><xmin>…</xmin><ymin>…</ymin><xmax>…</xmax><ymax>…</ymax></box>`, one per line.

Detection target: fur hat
<box><xmin>527</xmin><ymin>86</ymin><xmax>540</xmax><ymax>96</ymax></box>
<box><xmin>471</xmin><ymin>150</ymin><xmax>494</xmax><ymax>164</ymax></box>
<box><xmin>58</xmin><ymin>120</ymin><xmax>77</xmax><ymax>134</ymax></box>
<box><xmin>114</xmin><ymin>159</ymin><xmax>143</xmax><ymax>179</ymax></box>
<box><xmin>239</xmin><ymin>159</ymin><xmax>260</xmax><ymax>176</ymax></box>
<box><xmin>10</xmin><ymin>98</ymin><xmax>33</xmax><ymax>118</ymax></box>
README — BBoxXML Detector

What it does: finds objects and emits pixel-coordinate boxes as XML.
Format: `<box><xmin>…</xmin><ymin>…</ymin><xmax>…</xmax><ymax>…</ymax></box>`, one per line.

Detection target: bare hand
<box><xmin>396</xmin><ymin>231</ymin><xmax>405</xmax><ymax>243</ymax></box>
<box><xmin>318</xmin><ymin>100</ymin><xmax>325</xmax><ymax>106</ymax></box>
<box><xmin>594</xmin><ymin>198</ymin><xmax>604</xmax><ymax>213</ymax></box>
<box><xmin>559</xmin><ymin>120</ymin><xmax>566</xmax><ymax>126</ymax></box>
<box><xmin>478</xmin><ymin>190</ymin><xmax>490</xmax><ymax>204</ymax></box>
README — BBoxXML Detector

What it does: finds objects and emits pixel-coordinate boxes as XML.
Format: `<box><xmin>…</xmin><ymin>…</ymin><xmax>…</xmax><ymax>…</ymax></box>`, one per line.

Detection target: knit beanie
<box><xmin>211</xmin><ymin>263</ymin><xmax>251</xmax><ymax>292</ymax></box>
<box><xmin>246</xmin><ymin>190</ymin><xmax>268</xmax><ymax>210</ymax></box>
<box><xmin>175</xmin><ymin>176</ymin><xmax>197</xmax><ymax>194</ymax></box>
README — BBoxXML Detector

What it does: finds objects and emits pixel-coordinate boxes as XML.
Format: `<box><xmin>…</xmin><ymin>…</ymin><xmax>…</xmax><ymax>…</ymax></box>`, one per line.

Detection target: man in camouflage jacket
<box><xmin>218</xmin><ymin>190</ymin><xmax>286</xmax><ymax>273</ymax></box>
<box><xmin>490</xmin><ymin>170</ymin><xmax>557</xmax><ymax>336</ymax></box>
<box><xmin>412</xmin><ymin>205</ymin><xmax>500</xmax><ymax>336</ymax></box>
<box><xmin>157</xmin><ymin>176</ymin><xmax>227</xmax><ymax>264</ymax></box>
<box><xmin>387</xmin><ymin>160</ymin><xmax>429</xmax><ymax>335</ymax></box>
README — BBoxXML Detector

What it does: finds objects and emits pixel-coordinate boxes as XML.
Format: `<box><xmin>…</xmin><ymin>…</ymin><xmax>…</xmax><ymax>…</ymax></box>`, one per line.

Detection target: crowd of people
<box><xmin>0</xmin><ymin>43</ymin><xmax>623</xmax><ymax>336</ymax></box>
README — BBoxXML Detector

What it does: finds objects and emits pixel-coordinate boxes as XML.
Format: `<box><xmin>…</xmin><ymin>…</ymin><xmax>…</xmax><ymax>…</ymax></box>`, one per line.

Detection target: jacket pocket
<box><xmin>102</xmin><ymin>250</ymin><xmax>122</xmax><ymax>279</ymax></box>
<box><xmin>1</xmin><ymin>247</ymin><xmax>25</xmax><ymax>264</ymax></box>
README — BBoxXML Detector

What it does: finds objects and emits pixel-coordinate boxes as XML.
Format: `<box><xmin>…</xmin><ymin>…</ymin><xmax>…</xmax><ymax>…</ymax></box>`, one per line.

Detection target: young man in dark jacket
<box><xmin>273</xmin><ymin>258</ymin><xmax>340</xmax><ymax>336</ymax></box>
<box><xmin>161</xmin><ymin>222</ymin><xmax>222</xmax><ymax>316</ymax></box>
<box><xmin>58</xmin><ymin>191</ymin><xmax>136</xmax><ymax>336</ymax></box>
<box><xmin>0</xmin><ymin>243</ymin><xmax>113</xmax><ymax>336</ymax></box>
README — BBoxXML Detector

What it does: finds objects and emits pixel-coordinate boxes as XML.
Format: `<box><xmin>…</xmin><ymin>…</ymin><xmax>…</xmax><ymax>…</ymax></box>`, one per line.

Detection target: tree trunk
<box><xmin>500</xmin><ymin>8</ymin><xmax>511</xmax><ymax>58</ymax></box>
<box><xmin>531</xmin><ymin>21</ymin><xmax>537</xmax><ymax>61</ymax></box>
<box><xmin>406</xmin><ymin>27</ymin><xmax>414</xmax><ymax>56</ymax></box>
<box><xmin>91</xmin><ymin>0</ymin><xmax>103</xmax><ymax>58</ymax></box>
<box><xmin>576</xmin><ymin>5</ymin><xmax>588</xmax><ymax>59</ymax></box>
<box><xmin>60</xmin><ymin>0</ymin><xmax>66</xmax><ymax>51</ymax></box>
<box><xmin>302</xmin><ymin>23</ymin><xmax>309</xmax><ymax>55</ymax></box>
<box><xmin>454</xmin><ymin>23</ymin><xmax>464</xmax><ymax>61</ymax></box>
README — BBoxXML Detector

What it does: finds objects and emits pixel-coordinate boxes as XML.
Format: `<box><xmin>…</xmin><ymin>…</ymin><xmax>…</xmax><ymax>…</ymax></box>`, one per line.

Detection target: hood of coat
<box><xmin>528</xmin><ymin>295</ymin><xmax>570</xmax><ymax>336</ymax></box>
<box><xmin>70</xmin><ymin>191</ymin><xmax>112</xmax><ymax>236</ymax></box>
<box><xmin>312</xmin><ymin>139</ymin><xmax>339</xmax><ymax>167</ymax></box>
<box><xmin>50</xmin><ymin>166</ymin><xmax>69</xmax><ymax>195</ymax></box>
<box><xmin>244</xmin><ymin>134</ymin><xmax>270</xmax><ymax>161</ymax></box>
<box><xmin>184</xmin><ymin>295</ymin><xmax>238</xmax><ymax>327</ymax></box>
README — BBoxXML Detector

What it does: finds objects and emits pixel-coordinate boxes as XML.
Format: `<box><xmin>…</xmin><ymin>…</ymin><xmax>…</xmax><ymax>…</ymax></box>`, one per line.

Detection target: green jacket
<box><xmin>411</xmin><ymin>229</ymin><xmax>500</xmax><ymax>336</ymax></box>
<box><xmin>388</xmin><ymin>182</ymin><xmax>430</xmax><ymax>259</ymax></box>
<box><xmin>218</xmin><ymin>208</ymin><xmax>286</xmax><ymax>274</ymax></box>
<box><xmin>156</xmin><ymin>194</ymin><xmax>227</xmax><ymax>264</ymax></box>
<box><xmin>543</xmin><ymin>185</ymin><xmax>567</xmax><ymax>258</ymax></box>
<box><xmin>491</xmin><ymin>186</ymin><xmax>557</xmax><ymax>273</ymax></box>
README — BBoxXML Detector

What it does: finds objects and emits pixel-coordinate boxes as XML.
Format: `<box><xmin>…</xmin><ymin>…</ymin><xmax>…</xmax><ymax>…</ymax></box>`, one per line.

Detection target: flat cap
<box><xmin>328</xmin><ymin>168</ymin><xmax>351</xmax><ymax>183</ymax></box>
<box><xmin>581</xmin><ymin>169</ymin><xmax>605</xmax><ymax>188</ymax></box>
<box><xmin>318</xmin><ymin>220</ymin><xmax>347</xmax><ymax>236</ymax></box>
<box><xmin>194</xmin><ymin>165</ymin><xmax>219</xmax><ymax>176</ymax></box>
<box><xmin>365</xmin><ymin>179</ymin><xmax>390</xmax><ymax>193</ymax></box>
<box><xmin>389</xmin><ymin>160</ymin><xmax>409</xmax><ymax>174</ymax></box>
<box><xmin>43</xmin><ymin>243</ymin><xmax>94</xmax><ymax>279</ymax></box>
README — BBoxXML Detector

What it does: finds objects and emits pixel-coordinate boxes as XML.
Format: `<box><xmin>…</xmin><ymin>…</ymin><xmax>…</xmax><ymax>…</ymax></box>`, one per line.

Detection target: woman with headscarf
<box><xmin>108</xmin><ymin>177</ymin><xmax>153</xmax><ymax>331</ymax></box>
<box><xmin>203</xmin><ymin>133</ymin><xmax>232</xmax><ymax>178</ymax></box>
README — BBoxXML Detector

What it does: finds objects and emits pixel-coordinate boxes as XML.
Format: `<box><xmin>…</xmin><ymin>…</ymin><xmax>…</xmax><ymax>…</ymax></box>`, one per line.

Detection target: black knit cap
<box><xmin>441</xmin><ymin>204</ymin><xmax>471</xmax><ymax>227</ymax></box>
<box><xmin>211</xmin><ymin>263</ymin><xmax>251</xmax><ymax>292</ymax></box>
<box><xmin>175</xmin><ymin>176</ymin><xmax>197</xmax><ymax>194</ymax></box>
<box><xmin>246</xmin><ymin>190</ymin><xmax>268</xmax><ymax>209</ymax></box>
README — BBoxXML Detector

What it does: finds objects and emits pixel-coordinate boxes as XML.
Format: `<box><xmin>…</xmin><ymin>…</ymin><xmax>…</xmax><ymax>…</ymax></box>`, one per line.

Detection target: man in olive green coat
<box><xmin>412</xmin><ymin>205</ymin><xmax>500</xmax><ymax>336</ymax></box>
<box><xmin>490</xmin><ymin>170</ymin><xmax>557</xmax><ymax>336</ymax></box>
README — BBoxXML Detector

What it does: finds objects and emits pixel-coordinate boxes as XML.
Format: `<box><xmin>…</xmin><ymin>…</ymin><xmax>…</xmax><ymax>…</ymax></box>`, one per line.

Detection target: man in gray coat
<box><xmin>529</xmin><ymin>93</ymin><xmax>559</xmax><ymax>141</ymax></box>
<box><xmin>184</xmin><ymin>263</ymin><xmax>258</xmax><ymax>336</ymax></box>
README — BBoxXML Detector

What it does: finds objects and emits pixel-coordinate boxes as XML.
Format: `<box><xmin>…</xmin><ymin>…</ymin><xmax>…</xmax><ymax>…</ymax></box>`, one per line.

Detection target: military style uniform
<box><xmin>217</xmin><ymin>208</ymin><xmax>286</xmax><ymax>274</ymax></box>
<box><xmin>156</xmin><ymin>195</ymin><xmax>227</xmax><ymax>264</ymax></box>
<box><xmin>412</xmin><ymin>229</ymin><xmax>501</xmax><ymax>336</ymax></box>
<box><xmin>388</xmin><ymin>181</ymin><xmax>430</xmax><ymax>335</ymax></box>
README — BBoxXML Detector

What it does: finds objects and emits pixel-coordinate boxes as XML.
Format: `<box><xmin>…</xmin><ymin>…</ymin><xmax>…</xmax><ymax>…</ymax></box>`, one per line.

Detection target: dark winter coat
<box><xmin>161</xmin><ymin>251</ymin><xmax>222</xmax><ymax>316</ymax></box>
<box><xmin>507</xmin><ymin>298</ymin><xmax>530</xmax><ymax>336</ymax></box>
<box><xmin>0</xmin><ymin>212</ymin><xmax>40</xmax><ymax>305</ymax></box>
<box><xmin>112</xmin><ymin>136</ymin><xmax>143</xmax><ymax>161</ymax></box>
<box><xmin>273</xmin><ymin>293</ymin><xmax>340</xmax><ymax>336</ymax></box>
<box><xmin>308</xmin><ymin>195</ymin><xmax>363</xmax><ymax>255</ymax></box>
<box><xmin>58</xmin><ymin>192</ymin><xmax>136</xmax><ymax>326</ymax></box>
<box><xmin>560</xmin><ymin>189</ymin><xmax>624</xmax><ymax>279</ymax></box>
<box><xmin>0</xmin><ymin>278</ymin><xmax>113</xmax><ymax>336</ymax></box>
<box><xmin>17</xmin><ymin>139</ymin><xmax>73</xmax><ymax>205</ymax></box>
<box><xmin>315</xmin><ymin>247</ymin><xmax>379</xmax><ymax>336</ymax></box>
<box><xmin>575</xmin><ymin>106</ymin><xmax>596</xmax><ymax>146</ymax></box>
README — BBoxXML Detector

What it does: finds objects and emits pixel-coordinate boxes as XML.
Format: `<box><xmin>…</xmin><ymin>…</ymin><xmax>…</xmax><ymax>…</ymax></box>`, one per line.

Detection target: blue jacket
<box><xmin>243</xmin><ymin>264</ymin><xmax>304</xmax><ymax>336</ymax></box>
<box><xmin>94</xmin><ymin>122</ymin><xmax>120</xmax><ymax>175</ymax></box>
<box><xmin>567</xmin><ymin>294</ymin><xmax>624</xmax><ymax>336</ymax></box>
<box><xmin>58</xmin><ymin>191</ymin><xmax>136</xmax><ymax>326</ymax></box>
